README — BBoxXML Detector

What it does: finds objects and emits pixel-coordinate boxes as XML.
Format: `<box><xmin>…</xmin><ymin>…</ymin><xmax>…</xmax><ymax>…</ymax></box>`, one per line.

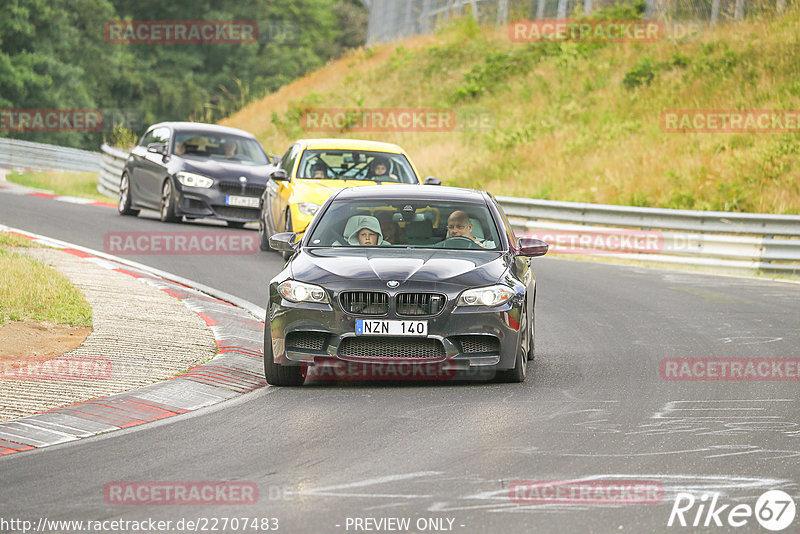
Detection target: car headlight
<box><xmin>298</xmin><ymin>202</ymin><xmax>320</xmax><ymax>216</ymax></box>
<box><xmin>176</xmin><ymin>171</ymin><xmax>214</xmax><ymax>188</ymax></box>
<box><xmin>457</xmin><ymin>285</ymin><xmax>515</xmax><ymax>307</ymax></box>
<box><xmin>278</xmin><ymin>280</ymin><xmax>329</xmax><ymax>304</ymax></box>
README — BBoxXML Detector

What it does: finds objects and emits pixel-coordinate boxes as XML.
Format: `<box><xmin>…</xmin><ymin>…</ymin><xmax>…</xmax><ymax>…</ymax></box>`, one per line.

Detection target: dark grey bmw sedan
<box><xmin>118</xmin><ymin>122</ymin><xmax>274</xmax><ymax>227</ymax></box>
<box><xmin>265</xmin><ymin>185</ymin><xmax>548</xmax><ymax>386</ymax></box>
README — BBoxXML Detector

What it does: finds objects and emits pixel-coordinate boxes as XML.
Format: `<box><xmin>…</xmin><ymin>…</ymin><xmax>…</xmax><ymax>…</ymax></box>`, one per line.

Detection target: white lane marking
<box><xmin>299</xmin><ymin>471</ymin><xmax>443</xmax><ymax>494</ymax></box>
<box><xmin>55</xmin><ymin>196</ymin><xmax>95</xmax><ymax>205</ymax></box>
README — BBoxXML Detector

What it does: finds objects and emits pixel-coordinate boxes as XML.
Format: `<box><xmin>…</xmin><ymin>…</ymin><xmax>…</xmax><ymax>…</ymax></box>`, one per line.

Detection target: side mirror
<box><xmin>147</xmin><ymin>142</ymin><xmax>168</xmax><ymax>156</ymax></box>
<box><xmin>423</xmin><ymin>176</ymin><xmax>441</xmax><ymax>185</ymax></box>
<box><xmin>269</xmin><ymin>232</ymin><xmax>298</xmax><ymax>252</ymax></box>
<box><xmin>270</xmin><ymin>169</ymin><xmax>289</xmax><ymax>181</ymax></box>
<box><xmin>517</xmin><ymin>238</ymin><xmax>548</xmax><ymax>257</ymax></box>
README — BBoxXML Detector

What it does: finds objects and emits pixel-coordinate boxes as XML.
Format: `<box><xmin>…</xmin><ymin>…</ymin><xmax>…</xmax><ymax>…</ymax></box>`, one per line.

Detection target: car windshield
<box><xmin>297</xmin><ymin>149</ymin><xmax>417</xmax><ymax>183</ymax></box>
<box><xmin>307</xmin><ymin>199</ymin><xmax>501</xmax><ymax>250</ymax></box>
<box><xmin>172</xmin><ymin>131</ymin><xmax>269</xmax><ymax>166</ymax></box>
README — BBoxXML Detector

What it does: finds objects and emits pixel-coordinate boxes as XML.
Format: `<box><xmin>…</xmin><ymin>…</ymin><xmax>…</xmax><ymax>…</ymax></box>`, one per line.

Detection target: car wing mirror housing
<box><xmin>423</xmin><ymin>176</ymin><xmax>441</xmax><ymax>185</ymax></box>
<box><xmin>517</xmin><ymin>238</ymin><xmax>548</xmax><ymax>257</ymax></box>
<box><xmin>269</xmin><ymin>232</ymin><xmax>298</xmax><ymax>252</ymax></box>
<box><xmin>147</xmin><ymin>142</ymin><xmax>168</xmax><ymax>156</ymax></box>
<box><xmin>271</xmin><ymin>169</ymin><xmax>289</xmax><ymax>181</ymax></box>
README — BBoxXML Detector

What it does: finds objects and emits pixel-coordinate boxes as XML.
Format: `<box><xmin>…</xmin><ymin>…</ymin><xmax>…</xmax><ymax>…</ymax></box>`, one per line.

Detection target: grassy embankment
<box><xmin>224</xmin><ymin>7</ymin><xmax>800</xmax><ymax>214</ymax></box>
<box><xmin>0</xmin><ymin>232</ymin><xmax>92</xmax><ymax>327</ymax></box>
<box><xmin>6</xmin><ymin>170</ymin><xmax>114</xmax><ymax>203</ymax></box>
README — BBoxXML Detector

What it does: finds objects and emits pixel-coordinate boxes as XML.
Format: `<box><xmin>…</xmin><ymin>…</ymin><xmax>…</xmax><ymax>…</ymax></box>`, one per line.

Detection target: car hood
<box><xmin>288</xmin><ymin>179</ymin><xmax>385</xmax><ymax>205</ymax></box>
<box><xmin>291</xmin><ymin>248</ymin><xmax>507</xmax><ymax>288</ymax></box>
<box><xmin>179</xmin><ymin>159</ymin><xmax>273</xmax><ymax>183</ymax></box>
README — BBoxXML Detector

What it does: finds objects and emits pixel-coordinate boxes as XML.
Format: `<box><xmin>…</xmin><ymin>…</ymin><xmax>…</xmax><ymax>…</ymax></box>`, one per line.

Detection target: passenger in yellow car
<box><xmin>337</xmin><ymin>215</ymin><xmax>392</xmax><ymax>246</ymax></box>
<box><xmin>366</xmin><ymin>157</ymin><xmax>399</xmax><ymax>182</ymax></box>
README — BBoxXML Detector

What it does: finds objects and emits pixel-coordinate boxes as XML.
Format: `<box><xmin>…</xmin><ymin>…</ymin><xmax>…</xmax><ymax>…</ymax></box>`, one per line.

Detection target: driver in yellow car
<box><xmin>447</xmin><ymin>210</ymin><xmax>486</xmax><ymax>248</ymax></box>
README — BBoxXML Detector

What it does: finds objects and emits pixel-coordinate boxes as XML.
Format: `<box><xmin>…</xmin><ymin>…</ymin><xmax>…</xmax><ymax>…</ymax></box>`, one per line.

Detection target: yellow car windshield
<box><xmin>297</xmin><ymin>150</ymin><xmax>418</xmax><ymax>183</ymax></box>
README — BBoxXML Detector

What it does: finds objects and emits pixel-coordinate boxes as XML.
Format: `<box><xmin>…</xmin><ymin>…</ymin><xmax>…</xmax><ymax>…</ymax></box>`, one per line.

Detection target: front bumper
<box><xmin>266</xmin><ymin>281</ymin><xmax>524</xmax><ymax>378</ymax></box>
<box><xmin>176</xmin><ymin>182</ymin><xmax>264</xmax><ymax>222</ymax></box>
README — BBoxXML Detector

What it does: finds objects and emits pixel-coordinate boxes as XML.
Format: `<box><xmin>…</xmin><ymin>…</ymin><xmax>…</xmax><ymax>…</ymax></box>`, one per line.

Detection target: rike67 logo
<box><xmin>668</xmin><ymin>490</ymin><xmax>796</xmax><ymax>531</ymax></box>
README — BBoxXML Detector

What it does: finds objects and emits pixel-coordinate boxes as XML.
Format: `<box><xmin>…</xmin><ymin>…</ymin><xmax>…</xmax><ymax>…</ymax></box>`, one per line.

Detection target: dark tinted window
<box><xmin>172</xmin><ymin>131</ymin><xmax>268</xmax><ymax>165</ymax></box>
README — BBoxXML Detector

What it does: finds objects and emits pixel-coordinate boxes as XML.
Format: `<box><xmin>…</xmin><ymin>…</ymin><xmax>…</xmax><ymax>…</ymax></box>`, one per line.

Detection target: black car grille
<box><xmin>212</xmin><ymin>206</ymin><xmax>260</xmax><ymax>220</ymax></box>
<box><xmin>338</xmin><ymin>337</ymin><xmax>445</xmax><ymax>359</ymax></box>
<box><xmin>286</xmin><ymin>331</ymin><xmax>328</xmax><ymax>352</ymax></box>
<box><xmin>340</xmin><ymin>292</ymin><xmax>388</xmax><ymax>315</ymax></box>
<box><xmin>396</xmin><ymin>293</ymin><xmax>446</xmax><ymax>316</ymax></box>
<box><xmin>218</xmin><ymin>181</ymin><xmax>266</xmax><ymax>197</ymax></box>
<box><xmin>454</xmin><ymin>335</ymin><xmax>500</xmax><ymax>354</ymax></box>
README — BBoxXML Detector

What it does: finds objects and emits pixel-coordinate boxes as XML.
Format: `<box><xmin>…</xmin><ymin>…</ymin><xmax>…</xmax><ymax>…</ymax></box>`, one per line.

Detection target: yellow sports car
<box><xmin>258</xmin><ymin>138</ymin><xmax>437</xmax><ymax>253</ymax></box>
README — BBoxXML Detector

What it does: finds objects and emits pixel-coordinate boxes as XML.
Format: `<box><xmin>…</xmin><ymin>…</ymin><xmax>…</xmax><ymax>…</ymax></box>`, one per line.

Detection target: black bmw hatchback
<box><xmin>265</xmin><ymin>185</ymin><xmax>548</xmax><ymax>386</ymax></box>
<box><xmin>118</xmin><ymin>122</ymin><xmax>274</xmax><ymax>227</ymax></box>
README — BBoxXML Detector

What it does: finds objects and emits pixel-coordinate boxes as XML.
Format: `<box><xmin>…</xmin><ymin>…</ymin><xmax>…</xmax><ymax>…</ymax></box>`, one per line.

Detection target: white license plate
<box><xmin>356</xmin><ymin>319</ymin><xmax>428</xmax><ymax>336</ymax></box>
<box><xmin>225</xmin><ymin>195</ymin><xmax>260</xmax><ymax>208</ymax></box>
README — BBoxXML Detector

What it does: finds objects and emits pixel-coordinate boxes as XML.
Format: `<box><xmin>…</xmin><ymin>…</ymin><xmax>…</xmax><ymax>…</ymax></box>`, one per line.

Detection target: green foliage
<box><xmin>585</xmin><ymin>0</ymin><xmax>646</xmax><ymax>19</ymax></box>
<box><xmin>0</xmin><ymin>0</ymin><xmax>367</xmax><ymax>149</ymax></box>
<box><xmin>453</xmin><ymin>45</ymin><xmax>547</xmax><ymax>102</ymax></box>
<box><xmin>107</xmin><ymin>123</ymin><xmax>138</xmax><ymax>149</ymax></box>
<box><xmin>622</xmin><ymin>56</ymin><xmax>658</xmax><ymax>89</ymax></box>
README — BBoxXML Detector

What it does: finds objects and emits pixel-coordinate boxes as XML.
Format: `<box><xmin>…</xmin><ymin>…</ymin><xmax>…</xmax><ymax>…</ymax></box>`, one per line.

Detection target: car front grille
<box><xmin>286</xmin><ymin>331</ymin><xmax>328</xmax><ymax>352</ymax></box>
<box><xmin>340</xmin><ymin>292</ymin><xmax>388</xmax><ymax>315</ymax></box>
<box><xmin>212</xmin><ymin>206</ymin><xmax>260</xmax><ymax>220</ymax></box>
<box><xmin>396</xmin><ymin>293</ymin><xmax>446</xmax><ymax>316</ymax></box>
<box><xmin>218</xmin><ymin>181</ymin><xmax>266</xmax><ymax>196</ymax></box>
<box><xmin>338</xmin><ymin>337</ymin><xmax>445</xmax><ymax>359</ymax></box>
<box><xmin>454</xmin><ymin>335</ymin><xmax>500</xmax><ymax>354</ymax></box>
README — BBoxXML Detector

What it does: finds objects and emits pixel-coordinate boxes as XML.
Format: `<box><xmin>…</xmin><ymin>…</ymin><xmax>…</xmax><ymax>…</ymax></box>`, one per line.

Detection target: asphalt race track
<box><xmin>2</xmin><ymin>192</ymin><xmax>799</xmax><ymax>533</ymax></box>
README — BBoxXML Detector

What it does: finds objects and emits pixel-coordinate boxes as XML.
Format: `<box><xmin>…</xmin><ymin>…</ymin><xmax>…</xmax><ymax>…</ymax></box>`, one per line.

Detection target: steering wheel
<box><xmin>438</xmin><ymin>236</ymin><xmax>483</xmax><ymax>249</ymax></box>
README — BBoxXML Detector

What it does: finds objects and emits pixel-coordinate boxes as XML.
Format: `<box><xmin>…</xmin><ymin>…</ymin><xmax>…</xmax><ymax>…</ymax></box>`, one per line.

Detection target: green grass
<box><xmin>7</xmin><ymin>170</ymin><xmax>115</xmax><ymax>203</ymax></box>
<box><xmin>0</xmin><ymin>234</ymin><xmax>92</xmax><ymax>327</ymax></box>
<box><xmin>225</xmin><ymin>7</ymin><xmax>800</xmax><ymax>214</ymax></box>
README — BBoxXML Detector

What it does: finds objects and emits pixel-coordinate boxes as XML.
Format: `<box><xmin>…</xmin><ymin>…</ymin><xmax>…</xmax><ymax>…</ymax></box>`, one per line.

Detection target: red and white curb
<box><xmin>0</xmin><ymin>178</ymin><xmax>117</xmax><ymax>208</ymax></box>
<box><xmin>0</xmin><ymin>225</ymin><xmax>267</xmax><ymax>456</ymax></box>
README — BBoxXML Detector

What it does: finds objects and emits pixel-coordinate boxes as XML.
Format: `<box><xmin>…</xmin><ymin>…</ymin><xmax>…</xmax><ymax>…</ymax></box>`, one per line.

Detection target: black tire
<box><xmin>263</xmin><ymin>327</ymin><xmax>306</xmax><ymax>386</ymax></box>
<box><xmin>160</xmin><ymin>180</ymin><xmax>180</xmax><ymax>223</ymax></box>
<box><xmin>226</xmin><ymin>221</ymin><xmax>246</xmax><ymax>229</ymax></box>
<box><xmin>281</xmin><ymin>210</ymin><xmax>293</xmax><ymax>260</ymax></box>
<box><xmin>118</xmin><ymin>173</ymin><xmax>139</xmax><ymax>216</ymax></box>
<box><xmin>258</xmin><ymin>205</ymin><xmax>271</xmax><ymax>251</ymax></box>
<box><xmin>496</xmin><ymin>307</ymin><xmax>528</xmax><ymax>383</ymax></box>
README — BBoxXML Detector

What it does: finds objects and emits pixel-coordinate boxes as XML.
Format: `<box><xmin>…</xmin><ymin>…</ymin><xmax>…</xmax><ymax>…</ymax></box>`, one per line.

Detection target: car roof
<box><xmin>333</xmin><ymin>185</ymin><xmax>488</xmax><ymax>203</ymax></box>
<box><xmin>149</xmin><ymin>122</ymin><xmax>257</xmax><ymax>139</ymax></box>
<box><xmin>295</xmin><ymin>138</ymin><xmax>407</xmax><ymax>153</ymax></box>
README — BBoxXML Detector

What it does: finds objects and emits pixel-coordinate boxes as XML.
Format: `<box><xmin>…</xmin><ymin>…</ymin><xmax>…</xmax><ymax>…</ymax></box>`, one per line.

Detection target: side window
<box><xmin>139</xmin><ymin>129</ymin><xmax>156</xmax><ymax>147</ymax></box>
<box><xmin>152</xmin><ymin>127</ymin><xmax>170</xmax><ymax>144</ymax></box>
<box><xmin>493</xmin><ymin>198</ymin><xmax>518</xmax><ymax>249</ymax></box>
<box><xmin>280</xmin><ymin>144</ymin><xmax>301</xmax><ymax>176</ymax></box>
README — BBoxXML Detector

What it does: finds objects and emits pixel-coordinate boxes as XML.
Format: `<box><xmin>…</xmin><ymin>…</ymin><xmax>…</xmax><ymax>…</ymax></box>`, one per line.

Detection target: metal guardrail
<box><xmin>98</xmin><ymin>144</ymin><xmax>129</xmax><ymax>197</ymax></box>
<box><xmin>0</xmin><ymin>138</ymin><xmax>101</xmax><ymax>172</ymax></box>
<box><xmin>84</xmin><ymin>143</ymin><xmax>800</xmax><ymax>277</ymax></box>
<box><xmin>503</xmin><ymin>201</ymin><xmax>800</xmax><ymax>275</ymax></box>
